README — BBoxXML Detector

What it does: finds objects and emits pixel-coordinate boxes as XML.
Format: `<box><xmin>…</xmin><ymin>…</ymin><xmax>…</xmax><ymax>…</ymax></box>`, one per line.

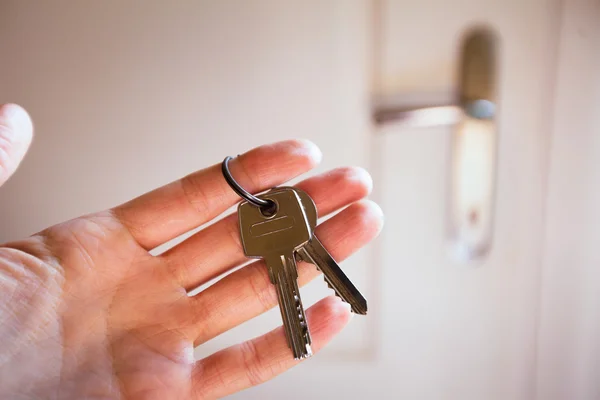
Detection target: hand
<box><xmin>0</xmin><ymin>104</ymin><xmax>384</xmax><ymax>399</ymax></box>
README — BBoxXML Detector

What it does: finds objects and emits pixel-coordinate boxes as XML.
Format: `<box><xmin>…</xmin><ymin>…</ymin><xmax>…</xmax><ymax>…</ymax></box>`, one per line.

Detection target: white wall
<box><xmin>0</xmin><ymin>0</ymin><xmax>370</xmax><ymax>241</ymax></box>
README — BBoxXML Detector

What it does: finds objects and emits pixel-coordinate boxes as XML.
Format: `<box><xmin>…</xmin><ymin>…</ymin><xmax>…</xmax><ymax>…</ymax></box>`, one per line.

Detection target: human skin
<box><xmin>0</xmin><ymin>103</ymin><xmax>383</xmax><ymax>399</ymax></box>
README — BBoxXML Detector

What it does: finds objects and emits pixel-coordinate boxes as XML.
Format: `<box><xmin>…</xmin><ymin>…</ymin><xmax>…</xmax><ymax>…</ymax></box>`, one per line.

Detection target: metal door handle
<box><xmin>374</xmin><ymin>27</ymin><xmax>498</xmax><ymax>262</ymax></box>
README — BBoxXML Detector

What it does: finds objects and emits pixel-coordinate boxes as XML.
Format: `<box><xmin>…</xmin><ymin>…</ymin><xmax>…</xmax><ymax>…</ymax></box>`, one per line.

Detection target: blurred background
<box><xmin>0</xmin><ymin>0</ymin><xmax>599</xmax><ymax>399</ymax></box>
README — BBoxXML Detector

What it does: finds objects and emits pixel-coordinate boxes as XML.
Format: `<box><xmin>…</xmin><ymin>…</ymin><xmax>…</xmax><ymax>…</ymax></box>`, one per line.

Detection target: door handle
<box><xmin>374</xmin><ymin>27</ymin><xmax>498</xmax><ymax>262</ymax></box>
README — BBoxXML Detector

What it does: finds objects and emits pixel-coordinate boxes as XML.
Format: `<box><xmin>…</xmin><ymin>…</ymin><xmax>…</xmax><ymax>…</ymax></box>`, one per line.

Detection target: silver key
<box><xmin>238</xmin><ymin>188</ymin><xmax>313</xmax><ymax>359</ymax></box>
<box><xmin>277</xmin><ymin>187</ymin><xmax>368</xmax><ymax>315</ymax></box>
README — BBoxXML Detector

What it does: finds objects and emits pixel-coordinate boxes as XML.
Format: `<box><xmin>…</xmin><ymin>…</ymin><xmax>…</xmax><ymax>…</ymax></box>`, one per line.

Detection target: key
<box><xmin>274</xmin><ymin>187</ymin><xmax>369</xmax><ymax>315</ymax></box>
<box><xmin>238</xmin><ymin>187</ymin><xmax>313</xmax><ymax>359</ymax></box>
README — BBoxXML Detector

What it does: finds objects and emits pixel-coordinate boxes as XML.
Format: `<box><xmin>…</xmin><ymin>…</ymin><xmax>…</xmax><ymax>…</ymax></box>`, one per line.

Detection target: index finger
<box><xmin>113</xmin><ymin>139</ymin><xmax>322</xmax><ymax>250</ymax></box>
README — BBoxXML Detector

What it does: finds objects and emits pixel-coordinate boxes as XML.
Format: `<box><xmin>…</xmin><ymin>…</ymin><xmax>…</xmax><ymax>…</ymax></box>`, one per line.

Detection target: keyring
<box><xmin>221</xmin><ymin>156</ymin><xmax>275</xmax><ymax>209</ymax></box>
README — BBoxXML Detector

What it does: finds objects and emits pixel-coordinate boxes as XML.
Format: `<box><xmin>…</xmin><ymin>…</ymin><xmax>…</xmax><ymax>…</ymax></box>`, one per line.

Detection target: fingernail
<box><xmin>346</xmin><ymin>166</ymin><xmax>374</xmax><ymax>194</ymax></box>
<box><xmin>359</xmin><ymin>200</ymin><xmax>385</xmax><ymax>234</ymax></box>
<box><xmin>2</xmin><ymin>104</ymin><xmax>25</xmax><ymax>123</ymax></box>
<box><xmin>0</xmin><ymin>104</ymin><xmax>33</xmax><ymax>140</ymax></box>
<box><xmin>294</xmin><ymin>139</ymin><xmax>323</xmax><ymax>165</ymax></box>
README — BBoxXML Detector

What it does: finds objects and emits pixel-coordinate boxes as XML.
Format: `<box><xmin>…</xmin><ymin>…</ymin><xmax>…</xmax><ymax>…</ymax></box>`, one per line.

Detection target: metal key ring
<box><xmin>221</xmin><ymin>156</ymin><xmax>274</xmax><ymax>209</ymax></box>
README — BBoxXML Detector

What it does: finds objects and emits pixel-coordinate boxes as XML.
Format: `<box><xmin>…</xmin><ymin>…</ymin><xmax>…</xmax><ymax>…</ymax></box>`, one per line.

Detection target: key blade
<box><xmin>298</xmin><ymin>238</ymin><xmax>368</xmax><ymax>315</ymax></box>
<box><xmin>265</xmin><ymin>254</ymin><xmax>313</xmax><ymax>360</ymax></box>
<box><xmin>238</xmin><ymin>187</ymin><xmax>313</xmax><ymax>361</ymax></box>
<box><xmin>285</xmin><ymin>186</ymin><xmax>368</xmax><ymax>315</ymax></box>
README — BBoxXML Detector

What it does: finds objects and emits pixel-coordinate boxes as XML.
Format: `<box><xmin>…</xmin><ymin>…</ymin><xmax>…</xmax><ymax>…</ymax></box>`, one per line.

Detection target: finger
<box><xmin>0</xmin><ymin>104</ymin><xmax>33</xmax><ymax>187</ymax></box>
<box><xmin>162</xmin><ymin>166</ymin><xmax>373</xmax><ymax>290</ymax></box>
<box><xmin>192</xmin><ymin>296</ymin><xmax>351</xmax><ymax>399</ymax></box>
<box><xmin>113</xmin><ymin>139</ymin><xmax>322</xmax><ymax>250</ymax></box>
<box><xmin>185</xmin><ymin>200</ymin><xmax>383</xmax><ymax>345</ymax></box>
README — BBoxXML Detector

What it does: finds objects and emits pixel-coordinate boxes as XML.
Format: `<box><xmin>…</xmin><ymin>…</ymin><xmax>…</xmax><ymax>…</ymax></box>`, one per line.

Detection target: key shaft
<box><xmin>265</xmin><ymin>254</ymin><xmax>312</xmax><ymax>359</ymax></box>
<box><xmin>238</xmin><ymin>188</ymin><xmax>313</xmax><ymax>360</ymax></box>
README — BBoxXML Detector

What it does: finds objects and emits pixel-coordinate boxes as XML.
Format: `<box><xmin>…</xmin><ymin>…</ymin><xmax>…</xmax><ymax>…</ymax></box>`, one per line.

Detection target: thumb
<box><xmin>0</xmin><ymin>104</ymin><xmax>33</xmax><ymax>187</ymax></box>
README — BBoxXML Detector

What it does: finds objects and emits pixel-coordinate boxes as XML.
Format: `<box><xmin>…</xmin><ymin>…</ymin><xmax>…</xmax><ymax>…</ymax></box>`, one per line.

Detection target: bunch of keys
<box><xmin>222</xmin><ymin>157</ymin><xmax>368</xmax><ymax>360</ymax></box>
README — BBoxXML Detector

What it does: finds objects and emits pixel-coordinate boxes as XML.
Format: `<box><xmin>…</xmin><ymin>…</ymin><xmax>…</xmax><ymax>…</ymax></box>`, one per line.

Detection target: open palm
<box><xmin>0</xmin><ymin>105</ymin><xmax>383</xmax><ymax>399</ymax></box>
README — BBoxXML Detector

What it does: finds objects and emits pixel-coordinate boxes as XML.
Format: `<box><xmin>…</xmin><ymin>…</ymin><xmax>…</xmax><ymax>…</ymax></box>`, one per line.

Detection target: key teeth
<box><xmin>325</xmin><ymin>280</ymin><xmax>347</xmax><ymax>304</ymax></box>
<box><xmin>309</xmin><ymin>254</ymin><xmax>369</xmax><ymax>315</ymax></box>
<box><xmin>322</xmin><ymin>277</ymin><xmax>369</xmax><ymax>315</ymax></box>
<box><xmin>315</xmin><ymin>265</ymin><xmax>348</xmax><ymax>301</ymax></box>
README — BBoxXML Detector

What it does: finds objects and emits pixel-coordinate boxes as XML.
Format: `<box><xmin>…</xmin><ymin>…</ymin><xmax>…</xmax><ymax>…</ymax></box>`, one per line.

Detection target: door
<box><xmin>0</xmin><ymin>1</ymin><xmax>562</xmax><ymax>399</ymax></box>
<box><xmin>369</xmin><ymin>1</ymin><xmax>558</xmax><ymax>399</ymax></box>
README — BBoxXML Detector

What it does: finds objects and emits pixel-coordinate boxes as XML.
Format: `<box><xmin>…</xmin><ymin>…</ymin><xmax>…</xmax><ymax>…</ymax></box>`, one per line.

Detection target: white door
<box><xmin>368</xmin><ymin>1</ymin><xmax>557</xmax><ymax>399</ymax></box>
<box><xmin>0</xmin><ymin>1</ymin><xmax>568</xmax><ymax>399</ymax></box>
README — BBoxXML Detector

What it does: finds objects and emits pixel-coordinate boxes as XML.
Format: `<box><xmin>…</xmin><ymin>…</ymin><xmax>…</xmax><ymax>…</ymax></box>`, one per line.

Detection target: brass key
<box><xmin>237</xmin><ymin>188</ymin><xmax>313</xmax><ymax>359</ymax></box>
<box><xmin>272</xmin><ymin>187</ymin><xmax>368</xmax><ymax>315</ymax></box>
